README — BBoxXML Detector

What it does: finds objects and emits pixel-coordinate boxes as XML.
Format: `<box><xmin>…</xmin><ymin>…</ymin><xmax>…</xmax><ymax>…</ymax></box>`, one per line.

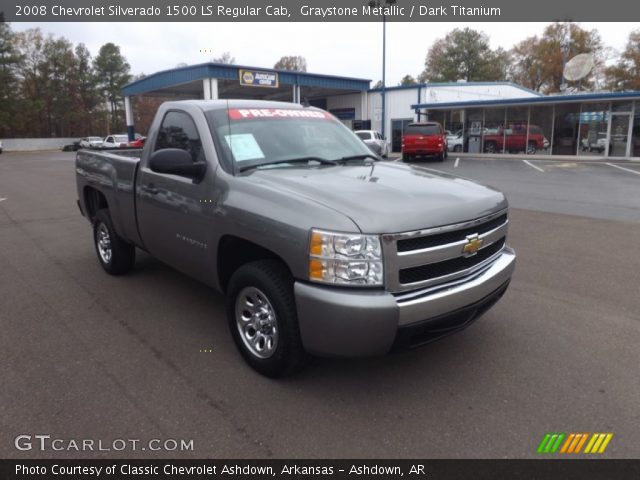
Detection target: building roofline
<box><xmin>123</xmin><ymin>62</ymin><xmax>371</xmax><ymax>96</ymax></box>
<box><xmin>411</xmin><ymin>90</ymin><xmax>640</xmax><ymax>110</ymax></box>
<box><xmin>369</xmin><ymin>81</ymin><xmax>543</xmax><ymax>96</ymax></box>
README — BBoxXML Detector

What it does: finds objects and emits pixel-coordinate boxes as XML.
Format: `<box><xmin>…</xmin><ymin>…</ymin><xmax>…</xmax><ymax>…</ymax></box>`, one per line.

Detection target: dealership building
<box><xmin>123</xmin><ymin>62</ymin><xmax>640</xmax><ymax>160</ymax></box>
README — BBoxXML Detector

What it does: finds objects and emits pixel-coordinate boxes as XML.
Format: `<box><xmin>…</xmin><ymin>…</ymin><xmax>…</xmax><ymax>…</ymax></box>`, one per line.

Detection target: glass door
<box><xmin>608</xmin><ymin>114</ymin><xmax>631</xmax><ymax>157</ymax></box>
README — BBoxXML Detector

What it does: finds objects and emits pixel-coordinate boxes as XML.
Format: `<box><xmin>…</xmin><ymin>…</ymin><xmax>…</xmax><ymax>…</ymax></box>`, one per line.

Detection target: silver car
<box><xmin>355</xmin><ymin>130</ymin><xmax>389</xmax><ymax>157</ymax></box>
<box><xmin>80</xmin><ymin>136</ymin><xmax>104</xmax><ymax>149</ymax></box>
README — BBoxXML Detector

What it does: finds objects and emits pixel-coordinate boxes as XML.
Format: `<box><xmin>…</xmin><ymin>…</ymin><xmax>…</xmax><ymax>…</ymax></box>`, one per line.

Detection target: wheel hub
<box><xmin>97</xmin><ymin>223</ymin><xmax>112</xmax><ymax>264</ymax></box>
<box><xmin>235</xmin><ymin>287</ymin><xmax>278</xmax><ymax>359</ymax></box>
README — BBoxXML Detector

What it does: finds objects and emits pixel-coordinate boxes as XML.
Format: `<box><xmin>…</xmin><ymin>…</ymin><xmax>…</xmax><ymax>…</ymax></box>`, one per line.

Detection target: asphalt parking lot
<box><xmin>1</xmin><ymin>151</ymin><xmax>639</xmax><ymax>459</ymax></box>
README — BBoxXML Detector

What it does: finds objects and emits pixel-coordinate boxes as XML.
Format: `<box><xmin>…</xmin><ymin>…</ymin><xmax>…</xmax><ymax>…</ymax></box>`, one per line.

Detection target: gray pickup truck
<box><xmin>76</xmin><ymin>100</ymin><xmax>515</xmax><ymax>377</ymax></box>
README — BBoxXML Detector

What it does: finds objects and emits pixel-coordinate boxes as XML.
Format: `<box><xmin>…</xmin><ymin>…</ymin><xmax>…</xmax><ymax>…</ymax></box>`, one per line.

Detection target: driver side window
<box><xmin>155</xmin><ymin>111</ymin><xmax>203</xmax><ymax>162</ymax></box>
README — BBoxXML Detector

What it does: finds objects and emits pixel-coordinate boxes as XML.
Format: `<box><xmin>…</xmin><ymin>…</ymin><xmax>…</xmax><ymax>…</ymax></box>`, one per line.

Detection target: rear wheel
<box><xmin>93</xmin><ymin>209</ymin><xmax>136</xmax><ymax>275</ymax></box>
<box><xmin>437</xmin><ymin>152</ymin><xmax>445</xmax><ymax>162</ymax></box>
<box><xmin>453</xmin><ymin>145</ymin><xmax>462</xmax><ymax>153</ymax></box>
<box><xmin>484</xmin><ymin>142</ymin><xmax>497</xmax><ymax>154</ymax></box>
<box><xmin>526</xmin><ymin>141</ymin><xmax>537</xmax><ymax>155</ymax></box>
<box><xmin>226</xmin><ymin>260</ymin><xmax>307</xmax><ymax>377</ymax></box>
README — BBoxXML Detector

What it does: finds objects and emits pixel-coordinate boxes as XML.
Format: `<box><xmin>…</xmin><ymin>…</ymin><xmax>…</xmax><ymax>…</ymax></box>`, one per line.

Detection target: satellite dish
<box><xmin>563</xmin><ymin>53</ymin><xmax>595</xmax><ymax>82</ymax></box>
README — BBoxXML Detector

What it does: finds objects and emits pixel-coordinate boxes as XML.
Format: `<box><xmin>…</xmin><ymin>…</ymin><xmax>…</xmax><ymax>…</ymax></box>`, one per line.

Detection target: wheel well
<box><xmin>217</xmin><ymin>236</ymin><xmax>288</xmax><ymax>292</ymax></box>
<box><xmin>84</xmin><ymin>187</ymin><xmax>108</xmax><ymax>221</ymax></box>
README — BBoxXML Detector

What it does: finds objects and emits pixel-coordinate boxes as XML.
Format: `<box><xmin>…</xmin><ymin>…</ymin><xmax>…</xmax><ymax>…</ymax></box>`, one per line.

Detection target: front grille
<box><xmin>399</xmin><ymin>238</ymin><xmax>505</xmax><ymax>285</ymax></box>
<box><xmin>397</xmin><ymin>214</ymin><xmax>507</xmax><ymax>252</ymax></box>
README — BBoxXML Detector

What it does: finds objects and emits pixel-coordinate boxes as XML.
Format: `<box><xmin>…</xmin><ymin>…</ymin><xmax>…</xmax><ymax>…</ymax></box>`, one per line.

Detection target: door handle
<box><xmin>142</xmin><ymin>185</ymin><xmax>159</xmax><ymax>195</ymax></box>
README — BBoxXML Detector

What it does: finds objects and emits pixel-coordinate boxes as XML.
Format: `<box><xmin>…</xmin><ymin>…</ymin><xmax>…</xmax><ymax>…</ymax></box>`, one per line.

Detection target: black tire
<box><xmin>527</xmin><ymin>141</ymin><xmax>537</xmax><ymax>155</ymax></box>
<box><xmin>453</xmin><ymin>145</ymin><xmax>462</xmax><ymax>153</ymax></box>
<box><xmin>403</xmin><ymin>154</ymin><xmax>413</xmax><ymax>162</ymax></box>
<box><xmin>484</xmin><ymin>142</ymin><xmax>497</xmax><ymax>154</ymax></box>
<box><xmin>93</xmin><ymin>209</ymin><xmax>136</xmax><ymax>275</ymax></box>
<box><xmin>226</xmin><ymin>260</ymin><xmax>307</xmax><ymax>378</ymax></box>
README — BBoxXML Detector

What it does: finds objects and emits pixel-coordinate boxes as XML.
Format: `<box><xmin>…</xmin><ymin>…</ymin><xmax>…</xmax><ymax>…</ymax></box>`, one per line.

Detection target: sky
<box><xmin>11</xmin><ymin>22</ymin><xmax>638</xmax><ymax>85</ymax></box>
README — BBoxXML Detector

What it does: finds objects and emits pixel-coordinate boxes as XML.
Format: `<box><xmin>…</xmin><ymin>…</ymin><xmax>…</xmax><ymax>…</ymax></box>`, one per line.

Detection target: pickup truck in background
<box><xmin>483</xmin><ymin>124</ymin><xmax>545</xmax><ymax>154</ymax></box>
<box><xmin>76</xmin><ymin>100</ymin><xmax>516</xmax><ymax>377</ymax></box>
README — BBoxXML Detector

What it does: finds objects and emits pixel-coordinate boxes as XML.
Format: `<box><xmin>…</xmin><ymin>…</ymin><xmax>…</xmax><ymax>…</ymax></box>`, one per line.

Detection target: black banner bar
<box><xmin>1</xmin><ymin>460</ymin><xmax>640</xmax><ymax>480</ymax></box>
<box><xmin>1</xmin><ymin>0</ymin><xmax>640</xmax><ymax>22</ymax></box>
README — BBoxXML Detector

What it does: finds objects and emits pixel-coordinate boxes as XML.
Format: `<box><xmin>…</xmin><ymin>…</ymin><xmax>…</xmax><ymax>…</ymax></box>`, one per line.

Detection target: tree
<box><xmin>14</xmin><ymin>28</ymin><xmax>48</xmax><ymax>136</ymax></box>
<box><xmin>0</xmin><ymin>17</ymin><xmax>22</xmax><ymax>136</ymax></box>
<box><xmin>399</xmin><ymin>75</ymin><xmax>417</xmax><ymax>86</ymax></box>
<box><xmin>604</xmin><ymin>30</ymin><xmax>640</xmax><ymax>91</ymax></box>
<box><xmin>274</xmin><ymin>55</ymin><xmax>307</xmax><ymax>72</ymax></box>
<box><xmin>372</xmin><ymin>80</ymin><xmax>383</xmax><ymax>89</ymax></box>
<box><xmin>75</xmin><ymin>43</ymin><xmax>100</xmax><ymax>134</ymax></box>
<box><xmin>212</xmin><ymin>52</ymin><xmax>235</xmax><ymax>64</ymax></box>
<box><xmin>93</xmin><ymin>43</ymin><xmax>131</xmax><ymax>132</ymax></box>
<box><xmin>418</xmin><ymin>28</ymin><xmax>509</xmax><ymax>83</ymax></box>
<box><xmin>508</xmin><ymin>22</ymin><xmax>605</xmax><ymax>93</ymax></box>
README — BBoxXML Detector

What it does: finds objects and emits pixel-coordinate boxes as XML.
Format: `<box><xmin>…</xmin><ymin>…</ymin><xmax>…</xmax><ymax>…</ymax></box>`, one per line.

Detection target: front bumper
<box><xmin>295</xmin><ymin>246</ymin><xmax>515</xmax><ymax>357</ymax></box>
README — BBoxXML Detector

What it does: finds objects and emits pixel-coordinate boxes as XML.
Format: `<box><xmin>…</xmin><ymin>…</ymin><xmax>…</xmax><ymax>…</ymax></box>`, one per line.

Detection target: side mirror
<box><xmin>149</xmin><ymin>148</ymin><xmax>206</xmax><ymax>180</ymax></box>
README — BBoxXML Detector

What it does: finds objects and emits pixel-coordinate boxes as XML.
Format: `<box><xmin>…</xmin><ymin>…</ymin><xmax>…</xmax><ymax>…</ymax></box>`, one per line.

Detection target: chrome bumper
<box><xmin>294</xmin><ymin>247</ymin><xmax>515</xmax><ymax>357</ymax></box>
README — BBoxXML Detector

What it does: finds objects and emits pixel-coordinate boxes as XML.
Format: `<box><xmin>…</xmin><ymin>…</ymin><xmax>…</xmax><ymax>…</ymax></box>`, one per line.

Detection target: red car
<box><xmin>127</xmin><ymin>137</ymin><xmax>146</xmax><ymax>148</ymax></box>
<box><xmin>483</xmin><ymin>124</ymin><xmax>545</xmax><ymax>154</ymax></box>
<box><xmin>402</xmin><ymin>122</ymin><xmax>447</xmax><ymax>161</ymax></box>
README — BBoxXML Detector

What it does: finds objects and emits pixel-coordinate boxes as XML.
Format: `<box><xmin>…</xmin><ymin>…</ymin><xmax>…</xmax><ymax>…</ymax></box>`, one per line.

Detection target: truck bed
<box><xmin>75</xmin><ymin>148</ymin><xmax>143</xmax><ymax>246</ymax></box>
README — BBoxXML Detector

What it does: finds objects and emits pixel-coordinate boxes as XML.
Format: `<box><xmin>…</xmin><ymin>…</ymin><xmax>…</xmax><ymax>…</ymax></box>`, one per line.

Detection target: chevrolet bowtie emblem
<box><xmin>462</xmin><ymin>234</ymin><xmax>484</xmax><ymax>256</ymax></box>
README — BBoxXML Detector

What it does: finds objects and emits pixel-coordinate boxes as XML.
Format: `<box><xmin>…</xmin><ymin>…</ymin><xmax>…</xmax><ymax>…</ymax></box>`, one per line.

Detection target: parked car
<box><xmin>354</xmin><ymin>130</ymin><xmax>389</xmax><ymax>157</ymax></box>
<box><xmin>101</xmin><ymin>134</ymin><xmax>130</xmax><ymax>149</ymax></box>
<box><xmin>62</xmin><ymin>140</ymin><xmax>81</xmax><ymax>152</ymax></box>
<box><xmin>80</xmin><ymin>136</ymin><xmax>104</xmax><ymax>149</ymax></box>
<box><xmin>402</xmin><ymin>122</ymin><xmax>447</xmax><ymax>161</ymax></box>
<box><xmin>483</xmin><ymin>124</ymin><xmax>545</xmax><ymax>154</ymax></box>
<box><xmin>127</xmin><ymin>137</ymin><xmax>146</xmax><ymax>148</ymax></box>
<box><xmin>76</xmin><ymin>100</ymin><xmax>515</xmax><ymax>377</ymax></box>
<box><xmin>447</xmin><ymin>130</ymin><xmax>464</xmax><ymax>152</ymax></box>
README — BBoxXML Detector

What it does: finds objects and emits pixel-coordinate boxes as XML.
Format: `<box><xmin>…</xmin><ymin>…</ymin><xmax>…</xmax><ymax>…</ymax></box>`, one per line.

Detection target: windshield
<box><xmin>206</xmin><ymin>107</ymin><xmax>373</xmax><ymax>172</ymax></box>
<box><xmin>356</xmin><ymin>131</ymin><xmax>371</xmax><ymax>140</ymax></box>
<box><xmin>113</xmin><ymin>136</ymin><xmax>128</xmax><ymax>143</ymax></box>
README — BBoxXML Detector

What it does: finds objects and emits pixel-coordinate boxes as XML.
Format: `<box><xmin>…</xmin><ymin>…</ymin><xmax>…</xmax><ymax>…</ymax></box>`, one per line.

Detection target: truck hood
<box><xmin>248</xmin><ymin>162</ymin><xmax>507</xmax><ymax>233</ymax></box>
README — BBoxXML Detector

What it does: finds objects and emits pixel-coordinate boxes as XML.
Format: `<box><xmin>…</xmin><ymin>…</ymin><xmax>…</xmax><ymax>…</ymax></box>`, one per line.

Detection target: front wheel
<box><xmin>453</xmin><ymin>145</ymin><xmax>462</xmax><ymax>153</ymax></box>
<box><xmin>93</xmin><ymin>209</ymin><xmax>136</xmax><ymax>275</ymax></box>
<box><xmin>226</xmin><ymin>260</ymin><xmax>307</xmax><ymax>377</ymax></box>
<box><xmin>526</xmin><ymin>141</ymin><xmax>537</xmax><ymax>155</ymax></box>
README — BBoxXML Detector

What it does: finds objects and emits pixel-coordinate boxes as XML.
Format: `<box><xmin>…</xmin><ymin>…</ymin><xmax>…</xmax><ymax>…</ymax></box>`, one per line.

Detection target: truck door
<box><xmin>136</xmin><ymin>110</ymin><xmax>215</xmax><ymax>281</ymax></box>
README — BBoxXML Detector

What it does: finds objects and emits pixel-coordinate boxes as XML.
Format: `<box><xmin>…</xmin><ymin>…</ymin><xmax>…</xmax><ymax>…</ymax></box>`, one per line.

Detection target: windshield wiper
<box><xmin>238</xmin><ymin>156</ymin><xmax>338</xmax><ymax>173</ymax></box>
<box><xmin>334</xmin><ymin>153</ymin><xmax>380</xmax><ymax>164</ymax></box>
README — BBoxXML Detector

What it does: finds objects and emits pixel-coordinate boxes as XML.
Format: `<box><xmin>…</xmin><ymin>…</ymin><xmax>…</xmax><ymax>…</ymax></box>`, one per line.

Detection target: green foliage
<box><xmin>94</xmin><ymin>43</ymin><xmax>131</xmax><ymax>131</ymax></box>
<box><xmin>274</xmin><ymin>55</ymin><xmax>307</xmax><ymax>72</ymax></box>
<box><xmin>419</xmin><ymin>28</ymin><xmax>510</xmax><ymax>83</ymax></box>
<box><xmin>604</xmin><ymin>30</ymin><xmax>640</xmax><ymax>91</ymax></box>
<box><xmin>509</xmin><ymin>22</ymin><xmax>604</xmax><ymax>93</ymax></box>
<box><xmin>0</xmin><ymin>19</ymin><xmax>22</xmax><ymax>135</ymax></box>
<box><xmin>399</xmin><ymin>75</ymin><xmax>417</xmax><ymax>86</ymax></box>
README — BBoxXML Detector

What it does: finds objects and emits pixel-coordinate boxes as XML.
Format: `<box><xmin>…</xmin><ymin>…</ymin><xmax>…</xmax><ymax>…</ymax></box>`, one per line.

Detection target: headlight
<box><xmin>308</xmin><ymin>229</ymin><xmax>384</xmax><ymax>286</ymax></box>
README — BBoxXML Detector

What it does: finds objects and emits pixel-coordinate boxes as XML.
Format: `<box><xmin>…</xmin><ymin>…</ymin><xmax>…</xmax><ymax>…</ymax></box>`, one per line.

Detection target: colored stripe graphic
<box><xmin>540</xmin><ymin>433</ymin><xmax>613</xmax><ymax>454</ymax></box>
<box><xmin>537</xmin><ymin>433</ymin><xmax>565</xmax><ymax>453</ymax></box>
<box><xmin>585</xmin><ymin>433</ymin><xmax>613</xmax><ymax>454</ymax></box>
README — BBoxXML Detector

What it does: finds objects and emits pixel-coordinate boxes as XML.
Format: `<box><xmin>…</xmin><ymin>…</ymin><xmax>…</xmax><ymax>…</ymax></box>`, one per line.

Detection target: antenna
<box><xmin>563</xmin><ymin>53</ymin><xmax>594</xmax><ymax>83</ymax></box>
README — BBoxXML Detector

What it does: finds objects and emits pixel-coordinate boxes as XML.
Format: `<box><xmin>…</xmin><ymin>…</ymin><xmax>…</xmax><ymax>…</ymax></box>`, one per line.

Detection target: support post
<box><xmin>124</xmin><ymin>96</ymin><xmax>134</xmax><ymax>142</ymax></box>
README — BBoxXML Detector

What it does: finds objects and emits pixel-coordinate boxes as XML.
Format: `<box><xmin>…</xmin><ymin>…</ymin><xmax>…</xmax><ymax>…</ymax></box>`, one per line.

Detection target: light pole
<box><xmin>369</xmin><ymin>0</ymin><xmax>396</xmax><ymax>140</ymax></box>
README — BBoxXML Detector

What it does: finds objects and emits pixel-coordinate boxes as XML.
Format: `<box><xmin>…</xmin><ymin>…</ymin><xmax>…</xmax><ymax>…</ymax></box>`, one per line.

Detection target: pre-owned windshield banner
<box><xmin>1</xmin><ymin>0</ymin><xmax>638</xmax><ymax>21</ymax></box>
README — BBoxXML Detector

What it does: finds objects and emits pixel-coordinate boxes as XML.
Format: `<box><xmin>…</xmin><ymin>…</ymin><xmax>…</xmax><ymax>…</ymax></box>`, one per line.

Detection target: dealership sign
<box><xmin>239</xmin><ymin>69</ymin><xmax>279</xmax><ymax>88</ymax></box>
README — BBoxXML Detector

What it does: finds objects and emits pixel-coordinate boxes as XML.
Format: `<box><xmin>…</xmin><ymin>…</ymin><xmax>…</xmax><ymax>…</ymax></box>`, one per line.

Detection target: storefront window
<box><xmin>505</xmin><ymin>106</ymin><xmax>530</xmax><ymax>154</ymax></box>
<box><xmin>482</xmin><ymin>108</ymin><xmax>506</xmax><ymax>154</ymax></box>
<box><xmin>528</xmin><ymin>106</ymin><xmax>553</xmax><ymax>155</ymax></box>
<box><xmin>612</xmin><ymin>101</ymin><xmax>633</xmax><ymax>112</ymax></box>
<box><xmin>428</xmin><ymin>110</ymin><xmax>446</xmax><ymax>128</ymax></box>
<box><xmin>465</xmin><ymin>108</ymin><xmax>483</xmax><ymax>153</ymax></box>
<box><xmin>446</xmin><ymin>110</ymin><xmax>465</xmax><ymax>134</ymax></box>
<box><xmin>552</xmin><ymin>104</ymin><xmax>581</xmax><ymax>155</ymax></box>
<box><xmin>578</xmin><ymin>103</ymin><xmax>609</xmax><ymax>157</ymax></box>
